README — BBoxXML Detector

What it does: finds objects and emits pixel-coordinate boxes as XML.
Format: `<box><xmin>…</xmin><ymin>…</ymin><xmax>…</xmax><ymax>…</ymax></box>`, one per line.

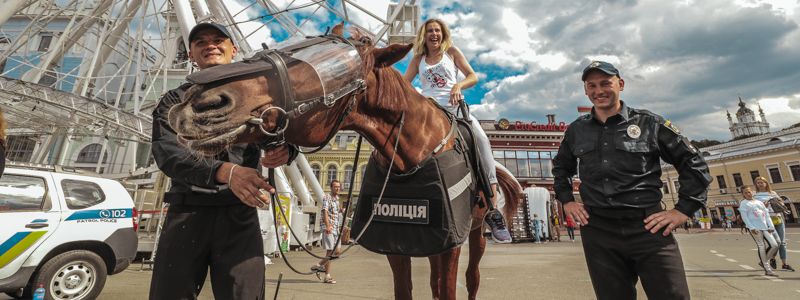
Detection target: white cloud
<box><xmin>420</xmin><ymin>0</ymin><xmax>800</xmax><ymax>140</ymax></box>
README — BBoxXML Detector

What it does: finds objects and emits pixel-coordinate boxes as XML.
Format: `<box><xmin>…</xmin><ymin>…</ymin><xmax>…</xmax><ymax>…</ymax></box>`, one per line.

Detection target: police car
<box><xmin>0</xmin><ymin>166</ymin><xmax>137</xmax><ymax>299</ymax></box>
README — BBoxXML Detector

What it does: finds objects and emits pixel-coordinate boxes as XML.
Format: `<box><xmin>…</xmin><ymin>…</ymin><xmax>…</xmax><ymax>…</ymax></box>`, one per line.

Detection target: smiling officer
<box><xmin>149</xmin><ymin>22</ymin><xmax>296</xmax><ymax>300</ymax></box>
<box><xmin>552</xmin><ymin>61</ymin><xmax>712</xmax><ymax>300</ymax></box>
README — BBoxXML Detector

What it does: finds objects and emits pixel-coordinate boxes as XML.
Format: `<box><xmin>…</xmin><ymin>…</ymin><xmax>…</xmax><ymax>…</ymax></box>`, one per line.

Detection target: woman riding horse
<box><xmin>168</xmin><ymin>24</ymin><xmax>522</xmax><ymax>300</ymax></box>
<box><xmin>403</xmin><ymin>18</ymin><xmax>511</xmax><ymax>244</ymax></box>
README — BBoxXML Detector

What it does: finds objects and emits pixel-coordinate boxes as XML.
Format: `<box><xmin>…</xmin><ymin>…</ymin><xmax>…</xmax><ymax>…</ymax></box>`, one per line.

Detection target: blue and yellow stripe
<box><xmin>0</xmin><ymin>231</ymin><xmax>47</xmax><ymax>268</ymax></box>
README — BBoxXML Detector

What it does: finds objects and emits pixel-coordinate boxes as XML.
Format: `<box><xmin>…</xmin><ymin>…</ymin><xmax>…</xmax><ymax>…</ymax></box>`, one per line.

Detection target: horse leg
<box><xmin>387</xmin><ymin>255</ymin><xmax>413</xmax><ymax>300</ymax></box>
<box><xmin>437</xmin><ymin>247</ymin><xmax>462</xmax><ymax>300</ymax></box>
<box><xmin>466</xmin><ymin>225</ymin><xmax>486</xmax><ymax>300</ymax></box>
<box><xmin>428</xmin><ymin>255</ymin><xmax>441</xmax><ymax>300</ymax></box>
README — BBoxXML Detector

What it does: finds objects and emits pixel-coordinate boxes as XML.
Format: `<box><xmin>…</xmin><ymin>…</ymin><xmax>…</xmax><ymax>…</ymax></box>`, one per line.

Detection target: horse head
<box><xmin>169</xmin><ymin>23</ymin><xmax>413</xmax><ymax>156</ymax></box>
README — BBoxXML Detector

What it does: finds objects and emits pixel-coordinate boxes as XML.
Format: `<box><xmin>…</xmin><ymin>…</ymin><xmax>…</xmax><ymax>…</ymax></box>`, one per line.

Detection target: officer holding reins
<box><xmin>552</xmin><ymin>61</ymin><xmax>712</xmax><ymax>300</ymax></box>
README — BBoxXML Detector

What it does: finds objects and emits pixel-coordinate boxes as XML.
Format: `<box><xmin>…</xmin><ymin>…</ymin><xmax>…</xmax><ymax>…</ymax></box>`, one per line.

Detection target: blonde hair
<box><xmin>412</xmin><ymin>19</ymin><xmax>453</xmax><ymax>57</ymax></box>
<box><xmin>753</xmin><ymin>176</ymin><xmax>773</xmax><ymax>192</ymax></box>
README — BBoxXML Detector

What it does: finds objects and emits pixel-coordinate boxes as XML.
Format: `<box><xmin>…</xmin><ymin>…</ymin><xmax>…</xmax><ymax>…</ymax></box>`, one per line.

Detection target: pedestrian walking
<box><xmin>531</xmin><ymin>214</ymin><xmax>543</xmax><ymax>244</ymax></box>
<box><xmin>754</xmin><ymin>176</ymin><xmax>795</xmax><ymax>271</ymax></box>
<box><xmin>565</xmin><ymin>215</ymin><xmax>577</xmax><ymax>242</ymax></box>
<box><xmin>148</xmin><ymin>22</ymin><xmax>297</xmax><ymax>300</ymax></box>
<box><xmin>311</xmin><ymin>180</ymin><xmax>343</xmax><ymax>284</ymax></box>
<box><xmin>553</xmin><ymin>61</ymin><xmax>712</xmax><ymax>300</ymax></box>
<box><xmin>739</xmin><ymin>185</ymin><xmax>780</xmax><ymax>277</ymax></box>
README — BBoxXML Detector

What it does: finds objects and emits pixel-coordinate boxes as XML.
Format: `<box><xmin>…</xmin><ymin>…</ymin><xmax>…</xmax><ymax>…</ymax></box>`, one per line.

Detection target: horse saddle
<box><xmin>351</xmin><ymin>117</ymin><xmax>489</xmax><ymax>257</ymax></box>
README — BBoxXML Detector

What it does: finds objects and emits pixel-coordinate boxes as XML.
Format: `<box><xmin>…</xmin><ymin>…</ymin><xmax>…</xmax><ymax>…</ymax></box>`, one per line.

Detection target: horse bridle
<box><xmin>186</xmin><ymin>34</ymin><xmax>367</xmax><ymax>151</ymax></box>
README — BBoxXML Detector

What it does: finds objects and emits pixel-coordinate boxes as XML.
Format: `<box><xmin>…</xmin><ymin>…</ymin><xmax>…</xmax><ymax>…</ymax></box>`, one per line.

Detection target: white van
<box><xmin>0</xmin><ymin>166</ymin><xmax>137</xmax><ymax>299</ymax></box>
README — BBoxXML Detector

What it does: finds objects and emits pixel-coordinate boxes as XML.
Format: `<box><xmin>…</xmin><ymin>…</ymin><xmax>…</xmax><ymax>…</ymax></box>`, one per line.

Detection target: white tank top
<box><xmin>419</xmin><ymin>53</ymin><xmax>458</xmax><ymax>110</ymax></box>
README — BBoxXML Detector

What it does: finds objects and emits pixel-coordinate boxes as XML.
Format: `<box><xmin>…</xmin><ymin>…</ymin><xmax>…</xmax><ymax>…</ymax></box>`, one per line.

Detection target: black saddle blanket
<box><xmin>351</xmin><ymin>148</ymin><xmax>476</xmax><ymax>257</ymax></box>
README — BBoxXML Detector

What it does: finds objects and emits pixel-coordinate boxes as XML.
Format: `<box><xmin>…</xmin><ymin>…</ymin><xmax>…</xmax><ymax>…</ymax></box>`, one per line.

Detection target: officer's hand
<box><xmin>261</xmin><ymin>145</ymin><xmax>291</xmax><ymax>168</ymax></box>
<box><xmin>564</xmin><ymin>202</ymin><xmax>589</xmax><ymax>225</ymax></box>
<box><xmin>325</xmin><ymin>226</ymin><xmax>332</xmax><ymax>234</ymax></box>
<box><xmin>644</xmin><ymin>209</ymin><xmax>689</xmax><ymax>236</ymax></box>
<box><xmin>221</xmin><ymin>163</ymin><xmax>274</xmax><ymax>208</ymax></box>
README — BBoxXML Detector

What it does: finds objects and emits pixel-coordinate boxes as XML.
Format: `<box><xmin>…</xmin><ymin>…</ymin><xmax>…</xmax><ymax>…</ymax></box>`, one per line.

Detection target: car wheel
<box><xmin>31</xmin><ymin>250</ymin><xmax>107</xmax><ymax>300</ymax></box>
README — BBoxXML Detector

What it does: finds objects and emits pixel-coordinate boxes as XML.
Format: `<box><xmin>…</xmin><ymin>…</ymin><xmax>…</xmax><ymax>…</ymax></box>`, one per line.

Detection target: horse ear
<box><xmin>331</xmin><ymin>22</ymin><xmax>345</xmax><ymax>36</ymax></box>
<box><xmin>373</xmin><ymin>43</ymin><xmax>413</xmax><ymax>68</ymax></box>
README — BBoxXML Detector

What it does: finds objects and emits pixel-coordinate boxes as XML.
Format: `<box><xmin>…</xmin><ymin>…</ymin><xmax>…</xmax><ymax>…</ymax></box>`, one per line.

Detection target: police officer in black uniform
<box><xmin>148</xmin><ymin>22</ymin><xmax>296</xmax><ymax>300</ymax></box>
<box><xmin>553</xmin><ymin>61</ymin><xmax>712</xmax><ymax>300</ymax></box>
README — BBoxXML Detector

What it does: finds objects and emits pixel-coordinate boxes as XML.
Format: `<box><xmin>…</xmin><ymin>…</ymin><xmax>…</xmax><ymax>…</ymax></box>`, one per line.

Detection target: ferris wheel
<box><xmin>0</xmin><ymin>0</ymin><xmax>419</xmax><ymax>170</ymax></box>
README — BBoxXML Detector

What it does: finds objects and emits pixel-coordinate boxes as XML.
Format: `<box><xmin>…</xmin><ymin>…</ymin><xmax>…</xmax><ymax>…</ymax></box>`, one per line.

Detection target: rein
<box><xmin>266</xmin><ymin>112</ymin><xmax>405</xmax><ymax>277</ymax></box>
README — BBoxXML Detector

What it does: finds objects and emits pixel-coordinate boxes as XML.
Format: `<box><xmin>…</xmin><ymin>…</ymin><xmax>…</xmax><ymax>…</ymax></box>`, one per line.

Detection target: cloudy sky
<box><xmin>409</xmin><ymin>0</ymin><xmax>800</xmax><ymax>141</ymax></box>
<box><xmin>250</xmin><ymin>0</ymin><xmax>800</xmax><ymax>141</ymax></box>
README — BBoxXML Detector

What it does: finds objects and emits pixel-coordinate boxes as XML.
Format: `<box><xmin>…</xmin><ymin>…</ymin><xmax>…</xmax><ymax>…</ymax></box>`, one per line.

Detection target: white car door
<box><xmin>0</xmin><ymin>172</ymin><xmax>61</xmax><ymax>280</ymax></box>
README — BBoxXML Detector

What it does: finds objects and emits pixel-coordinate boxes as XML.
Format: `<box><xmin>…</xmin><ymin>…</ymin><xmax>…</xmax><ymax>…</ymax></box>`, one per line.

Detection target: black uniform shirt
<box><xmin>151</xmin><ymin>84</ymin><xmax>260</xmax><ymax>206</ymax></box>
<box><xmin>552</xmin><ymin>101</ymin><xmax>712</xmax><ymax>217</ymax></box>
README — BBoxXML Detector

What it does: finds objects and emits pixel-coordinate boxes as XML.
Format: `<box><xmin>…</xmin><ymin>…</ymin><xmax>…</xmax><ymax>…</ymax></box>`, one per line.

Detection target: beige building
<box><xmin>304</xmin><ymin>130</ymin><xmax>373</xmax><ymax>203</ymax></box>
<box><xmin>661</xmin><ymin>127</ymin><xmax>800</xmax><ymax>224</ymax></box>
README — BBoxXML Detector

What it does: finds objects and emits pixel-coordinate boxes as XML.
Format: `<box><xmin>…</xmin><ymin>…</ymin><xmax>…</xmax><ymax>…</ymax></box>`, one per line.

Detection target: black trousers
<box><xmin>580</xmin><ymin>206</ymin><xmax>690</xmax><ymax>300</ymax></box>
<box><xmin>149</xmin><ymin>204</ymin><xmax>265</xmax><ymax>300</ymax></box>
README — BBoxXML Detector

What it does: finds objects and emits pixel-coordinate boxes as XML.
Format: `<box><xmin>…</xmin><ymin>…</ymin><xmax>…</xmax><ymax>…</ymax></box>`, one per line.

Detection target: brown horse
<box><xmin>168</xmin><ymin>25</ymin><xmax>522</xmax><ymax>300</ymax></box>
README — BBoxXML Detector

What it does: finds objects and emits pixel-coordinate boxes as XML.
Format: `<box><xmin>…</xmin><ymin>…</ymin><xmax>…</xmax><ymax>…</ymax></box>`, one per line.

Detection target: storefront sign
<box><xmin>497</xmin><ymin>118</ymin><xmax>569</xmax><ymax>132</ymax></box>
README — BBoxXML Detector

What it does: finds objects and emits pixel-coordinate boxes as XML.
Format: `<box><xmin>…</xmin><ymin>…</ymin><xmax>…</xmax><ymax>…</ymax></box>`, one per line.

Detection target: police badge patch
<box><xmin>626</xmin><ymin>125</ymin><xmax>641</xmax><ymax>139</ymax></box>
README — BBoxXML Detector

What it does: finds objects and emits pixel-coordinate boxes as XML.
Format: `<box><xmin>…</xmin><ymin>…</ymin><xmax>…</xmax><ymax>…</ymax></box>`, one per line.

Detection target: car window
<box><xmin>0</xmin><ymin>174</ymin><xmax>48</xmax><ymax>212</ymax></box>
<box><xmin>62</xmin><ymin>179</ymin><xmax>105</xmax><ymax>209</ymax></box>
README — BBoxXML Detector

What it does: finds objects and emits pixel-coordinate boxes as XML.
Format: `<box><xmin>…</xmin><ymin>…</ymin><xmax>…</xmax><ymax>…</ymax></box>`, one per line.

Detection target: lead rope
<box><xmin>265</xmin><ymin>112</ymin><xmax>404</xmax><ymax>277</ymax></box>
<box><xmin>341</xmin><ymin>112</ymin><xmax>405</xmax><ymax>255</ymax></box>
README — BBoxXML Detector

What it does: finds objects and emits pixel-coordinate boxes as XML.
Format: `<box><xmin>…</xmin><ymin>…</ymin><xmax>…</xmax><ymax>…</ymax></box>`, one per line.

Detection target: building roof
<box><xmin>701</xmin><ymin>138</ymin><xmax>799</xmax><ymax>163</ymax></box>
<box><xmin>702</xmin><ymin>126</ymin><xmax>800</xmax><ymax>152</ymax></box>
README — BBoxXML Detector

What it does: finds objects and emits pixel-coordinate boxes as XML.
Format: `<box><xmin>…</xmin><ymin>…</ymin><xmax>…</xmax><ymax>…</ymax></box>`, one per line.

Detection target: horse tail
<box><xmin>495</xmin><ymin>166</ymin><xmax>523</xmax><ymax>224</ymax></box>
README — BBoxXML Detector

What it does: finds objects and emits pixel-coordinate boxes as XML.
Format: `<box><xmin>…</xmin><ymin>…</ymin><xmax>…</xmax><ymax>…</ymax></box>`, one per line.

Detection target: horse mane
<box><xmin>350</xmin><ymin>29</ymin><xmax>409</xmax><ymax>113</ymax></box>
<box><xmin>0</xmin><ymin>109</ymin><xmax>6</xmax><ymax>141</ymax></box>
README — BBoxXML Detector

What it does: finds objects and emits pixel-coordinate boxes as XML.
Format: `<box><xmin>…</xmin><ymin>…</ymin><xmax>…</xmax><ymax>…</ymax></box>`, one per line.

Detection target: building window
<box><xmin>662</xmin><ymin>181</ymin><xmax>670</xmax><ymax>194</ymax></box>
<box><xmin>528</xmin><ymin>151</ymin><xmax>542</xmax><ymax>177</ymax></box>
<box><xmin>540</xmin><ymin>152</ymin><xmax>554</xmax><ymax>178</ymax></box>
<box><xmin>503</xmin><ymin>151</ymin><xmax>517</xmax><ymax>175</ymax></box>
<box><xmin>311</xmin><ymin>164</ymin><xmax>321</xmax><ymax>181</ymax></box>
<box><xmin>790</xmin><ymin>164</ymin><xmax>800</xmax><ymax>182</ymax></box>
<box><xmin>5</xmin><ymin>135</ymin><xmax>37</xmax><ymax>162</ymax></box>
<box><xmin>749</xmin><ymin>170</ymin><xmax>760</xmax><ymax>183</ymax></box>
<box><xmin>342</xmin><ymin>165</ymin><xmax>353</xmax><ymax>189</ymax></box>
<box><xmin>766</xmin><ymin>165</ymin><xmax>782</xmax><ymax>184</ymax></box>
<box><xmin>76</xmin><ymin>143</ymin><xmax>107</xmax><ymax>163</ymax></box>
<box><xmin>673</xmin><ymin>180</ymin><xmax>680</xmax><ymax>193</ymax></box>
<box><xmin>38</xmin><ymin>34</ymin><xmax>53</xmax><ymax>52</ymax></box>
<box><xmin>326</xmin><ymin>165</ymin><xmax>338</xmax><ymax>186</ymax></box>
<box><xmin>516</xmin><ymin>151</ymin><xmax>529</xmax><ymax>177</ymax></box>
<box><xmin>732</xmin><ymin>173</ymin><xmax>743</xmax><ymax>187</ymax></box>
<box><xmin>716</xmin><ymin>175</ymin><xmax>727</xmax><ymax>189</ymax></box>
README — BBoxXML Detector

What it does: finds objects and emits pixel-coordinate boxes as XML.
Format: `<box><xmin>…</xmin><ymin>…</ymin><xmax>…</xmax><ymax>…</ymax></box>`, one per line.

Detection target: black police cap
<box><xmin>582</xmin><ymin>61</ymin><xmax>620</xmax><ymax>81</ymax></box>
<box><xmin>188</xmin><ymin>22</ymin><xmax>233</xmax><ymax>44</ymax></box>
